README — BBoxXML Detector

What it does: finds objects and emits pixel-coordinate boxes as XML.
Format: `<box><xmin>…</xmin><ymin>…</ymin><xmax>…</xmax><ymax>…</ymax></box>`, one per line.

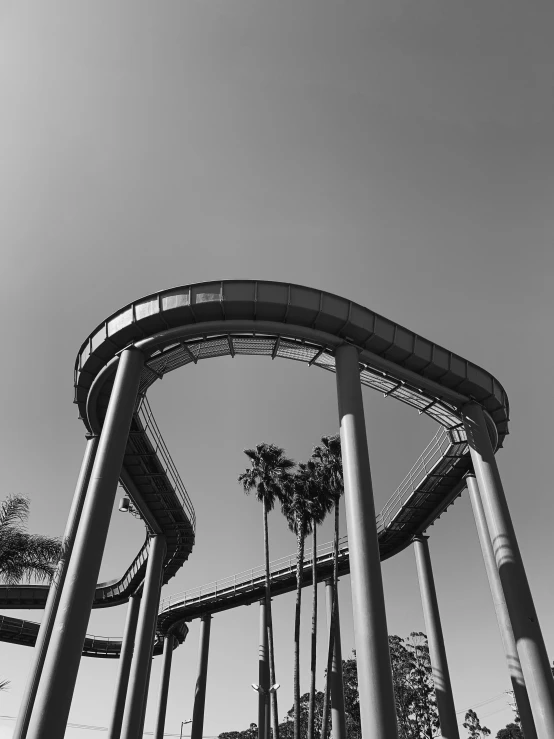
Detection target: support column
<box><xmin>108</xmin><ymin>593</ymin><xmax>142</xmax><ymax>739</ymax></box>
<box><xmin>27</xmin><ymin>347</ymin><xmax>145</xmax><ymax>739</ymax></box>
<box><xmin>325</xmin><ymin>579</ymin><xmax>347</xmax><ymax>739</ymax></box>
<box><xmin>191</xmin><ymin>614</ymin><xmax>212</xmax><ymax>739</ymax></box>
<box><xmin>466</xmin><ymin>473</ymin><xmax>537</xmax><ymax>739</ymax></box>
<box><xmin>153</xmin><ymin>634</ymin><xmax>176</xmax><ymax>739</ymax></box>
<box><xmin>413</xmin><ymin>535</ymin><xmax>459</xmax><ymax>739</ymax></box>
<box><xmin>258</xmin><ymin>600</ymin><xmax>270</xmax><ymax>739</ymax></box>
<box><xmin>14</xmin><ymin>433</ymin><xmax>99</xmax><ymax>739</ymax></box>
<box><xmin>334</xmin><ymin>343</ymin><xmax>398</xmax><ymax>739</ymax></box>
<box><xmin>120</xmin><ymin>534</ymin><xmax>167</xmax><ymax>739</ymax></box>
<box><xmin>463</xmin><ymin>402</ymin><xmax>554</xmax><ymax>739</ymax></box>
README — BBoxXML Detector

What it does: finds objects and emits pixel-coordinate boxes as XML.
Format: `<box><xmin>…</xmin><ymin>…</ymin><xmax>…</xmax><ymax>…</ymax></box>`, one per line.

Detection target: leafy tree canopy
<box><xmin>496</xmin><ymin>724</ymin><xmax>523</xmax><ymax>739</ymax></box>
<box><xmin>463</xmin><ymin>709</ymin><xmax>491</xmax><ymax>738</ymax></box>
<box><xmin>218</xmin><ymin>634</ymin><xmax>440</xmax><ymax>739</ymax></box>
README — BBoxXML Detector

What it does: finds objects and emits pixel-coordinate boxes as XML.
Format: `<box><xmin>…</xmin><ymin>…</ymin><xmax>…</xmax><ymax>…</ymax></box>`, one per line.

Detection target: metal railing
<box><xmin>160</xmin><ymin>535</ymin><xmax>349</xmax><ymax>612</ymax></box>
<box><xmin>135</xmin><ymin>396</ymin><xmax>196</xmax><ymax>531</ymax></box>
<box><xmin>159</xmin><ymin>424</ymin><xmax>470</xmax><ymax>614</ymax></box>
<box><xmin>376</xmin><ymin>427</ymin><xmax>466</xmax><ymax>533</ymax></box>
<box><xmin>82</xmin><ymin>634</ymin><xmax>122</xmax><ymax>655</ymax></box>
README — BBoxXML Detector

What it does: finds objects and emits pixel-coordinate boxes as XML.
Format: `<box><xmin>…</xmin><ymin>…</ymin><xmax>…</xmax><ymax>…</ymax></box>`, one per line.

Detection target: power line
<box><xmin>455</xmin><ymin>691</ymin><xmax>507</xmax><ymax>716</ymax></box>
<box><xmin>1</xmin><ymin>692</ymin><xmax>512</xmax><ymax>733</ymax></box>
<box><xmin>1</xmin><ymin>692</ymin><xmax>511</xmax><ymax>734</ymax></box>
<box><xmin>0</xmin><ymin>716</ymin><xmax>218</xmax><ymax>737</ymax></box>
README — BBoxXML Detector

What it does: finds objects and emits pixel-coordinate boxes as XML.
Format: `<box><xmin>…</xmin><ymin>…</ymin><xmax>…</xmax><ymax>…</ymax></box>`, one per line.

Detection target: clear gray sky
<box><xmin>0</xmin><ymin>2</ymin><xmax>553</xmax><ymax>737</ymax></box>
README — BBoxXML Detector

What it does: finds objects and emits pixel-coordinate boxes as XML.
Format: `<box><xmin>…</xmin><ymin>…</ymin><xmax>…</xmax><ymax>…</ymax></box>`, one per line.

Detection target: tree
<box><xmin>220</xmin><ymin>724</ymin><xmax>258</xmax><ymax>739</ymax></box>
<box><xmin>218</xmin><ymin>637</ymin><xmax>443</xmax><ymax>739</ymax></box>
<box><xmin>463</xmin><ymin>709</ymin><xmax>491</xmax><ymax>738</ymax></box>
<box><xmin>388</xmin><ymin>633</ymin><xmax>439</xmax><ymax>739</ymax></box>
<box><xmin>0</xmin><ymin>495</ymin><xmax>61</xmax><ymax>585</ymax></box>
<box><xmin>496</xmin><ymin>725</ymin><xmax>523</xmax><ymax>739</ymax></box>
<box><xmin>238</xmin><ymin>443</ymin><xmax>295</xmax><ymax>739</ymax></box>
<box><xmin>311</xmin><ymin>435</ymin><xmax>343</xmax><ymax>739</ymax></box>
<box><xmin>280</xmin><ymin>464</ymin><xmax>319</xmax><ymax>739</ymax></box>
<box><xmin>304</xmin><ymin>460</ymin><xmax>333</xmax><ymax>739</ymax></box>
<box><xmin>341</xmin><ymin>652</ymin><xmax>361</xmax><ymax>739</ymax></box>
<box><xmin>282</xmin><ymin>691</ymin><xmax>326</xmax><ymax>739</ymax></box>
<box><xmin>389</xmin><ymin>635</ymin><xmax>415</xmax><ymax>738</ymax></box>
<box><xmin>0</xmin><ymin>495</ymin><xmax>61</xmax><ymax>694</ymax></box>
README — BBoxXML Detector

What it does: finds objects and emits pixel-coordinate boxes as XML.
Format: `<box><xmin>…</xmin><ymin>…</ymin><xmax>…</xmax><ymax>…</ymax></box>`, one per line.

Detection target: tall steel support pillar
<box><xmin>153</xmin><ymin>634</ymin><xmax>176</xmax><ymax>739</ymax></box>
<box><xmin>13</xmin><ymin>433</ymin><xmax>99</xmax><ymax>739</ymax></box>
<box><xmin>413</xmin><ymin>535</ymin><xmax>459</xmax><ymax>739</ymax></box>
<box><xmin>466</xmin><ymin>473</ymin><xmax>537</xmax><ymax>739</ymax></box>
<box><xmin>334</xmin><ymin>343</ymin><xmax>398</xmax><ymax>739</ymax></box>
<box><xmin>27</xmin><ymin>347</ymin><xmax>145</xmax><ymax>739</ymax></box>
<box><xmin>258</xmin><ymin>600</ymin><xmax>270</xmax><ymax>739</ymax></box>
<box><xmin>120</xmin><ymin>534</ymin><xmax>167</xmax><ymax>739</ymax></box>
<box><xmin>463</xmin><ymin>402</ymin><xmax>554</xmax><ymax>739</ymax></box>
<box><xmin>325</xmin><ymin>579</ymin><xmax>347</xmax><ymax>739</ymax></box>
<box><xmin>108</xmin><ymin>593</ymin><xmax>142</xmax><ymax>739</ymax></box>
<box><xmin>191</xmin><ymin>614</ymin><xmax>212</xmax><ymax>739</ymax></box>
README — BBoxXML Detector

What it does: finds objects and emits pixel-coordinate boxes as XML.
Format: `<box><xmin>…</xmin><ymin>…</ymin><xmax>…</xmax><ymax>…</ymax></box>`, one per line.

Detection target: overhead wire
<box><xmin>0</xmin><ymin>716</ymin><xmax>218</xmax><ymax>736</ymax></box>
<box><xmin>1</xmin><ymin>691</ymin><xmax>513</xmax><ymax>733</ymax></box>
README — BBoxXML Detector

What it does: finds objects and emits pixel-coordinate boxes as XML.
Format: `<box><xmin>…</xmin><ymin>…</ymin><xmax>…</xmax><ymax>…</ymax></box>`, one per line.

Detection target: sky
<box><xmin>0</xmin><ymin>1</ymin><xmax>553</xmax><ymax>737</ymax></box>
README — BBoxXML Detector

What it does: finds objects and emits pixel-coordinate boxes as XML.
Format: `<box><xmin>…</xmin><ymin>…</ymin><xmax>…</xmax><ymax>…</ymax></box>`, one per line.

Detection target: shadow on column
<box><xmin>191</xmin><ymin>614</ymin><xmax>212</xmax><ymax>739</ymax></box>
<box><xmin>413</xmin><ymin>535</ymin><xmax>459</xmax><ymax>739</ymax></box>
<box><xmin>325</xmin><ymin>579</ymin><xmax>347</xmax><ymax>739</ymax></box>
<box><xmin>120</xmin><ymin>535</ymin><xmax>167</xmax><ymax>739</ymax></box>
<box><xmin>464</xmin><ymin>402</ymin><xmax>554</xmax><ymax>739</ymax></box>
<box><xmin>466</xmin><ymin>472</ymin><xmax>537</xmax><ymax>739</ymax></box>
<box><xmin>154</xmin><ymin>625</ymin><xmax>189</xmax><ymax>739</ymax></box>
<box><xmin>108</xmin><ymin>592</ymin><xmax>142</xmax><ymax>739</ymax></box>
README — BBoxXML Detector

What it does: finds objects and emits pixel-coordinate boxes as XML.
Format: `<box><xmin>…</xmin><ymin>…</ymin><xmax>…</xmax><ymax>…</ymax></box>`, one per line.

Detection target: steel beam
<box><xmin>191</xmin><ymin>614</ymin><xmax>212</xmax><ymax>739</ymax></box>
<box><xmin>413</xmin><ymin>535</ymin><xmax>459</xmax><ymax>739</ymax></box>
<box><xmin>108</xmin><ymin>593</ymin><xmax>142</xmax><ymax>739</ymax></box>
<box><xmin>463</xmin><ymin>402</ymin><xmax>554</xmax><ymax>739</ymax></box>
<box><xmin>325</xmin><ymin>579</ymin><xmax>347</xmax><ymax>739</ymax></box>
<box><xmin>120</xmin><ymin>535</ymin><xmax>167</xmax><ymax>739</ymax></box>
<box><xmin>27</xmin><ymin>348</ymin><xmax>145</xmax><ymax>739</ymax></box>
<box><xmin>153</xmin><ymin>634</ymin><xmax>176</xmax><ymax>739</ymax></box>
<box><xmin>466</xmin><ymin>473</ymin><xmax>537</xmax><ymax>739</ymax></box>
<box><xmin>258</xmin><ymin>600</ymin><xmax>270</xmax><ymax>739</ymax></box>
<box><xmin>334</xmin><ymin>343</ymin><xmax>398</xmax><ymax>739</ymax></box>
<box><xmin>13</xmin><ymin>434</ymin><xmax>99</xmax><ymax>739</ymax></box>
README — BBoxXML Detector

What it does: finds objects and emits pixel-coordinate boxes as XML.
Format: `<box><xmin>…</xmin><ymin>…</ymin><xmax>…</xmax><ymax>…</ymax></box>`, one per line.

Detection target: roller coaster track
<box><xmin>0</xmin><ymin>281</ymin><xmax>508</xmax><ymax>658</ymax></box>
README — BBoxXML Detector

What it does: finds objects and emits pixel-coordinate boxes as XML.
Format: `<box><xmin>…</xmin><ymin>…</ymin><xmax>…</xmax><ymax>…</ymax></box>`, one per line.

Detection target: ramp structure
<box><xmin>3</xmin><ymin>281</ymin><xmax>550</xmax><ymax>739</ymax></box>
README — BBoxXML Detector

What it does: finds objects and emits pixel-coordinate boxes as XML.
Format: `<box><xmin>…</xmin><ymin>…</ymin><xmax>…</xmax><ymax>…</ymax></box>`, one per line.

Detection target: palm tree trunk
<box><xmin>293</xmin><ymin>515</ymin><xmax>305</xmax><ymax>739</ymax></box>
<box><xmin>307</xmin><ymin>524</ymin><xmax>317</xmax><ymax>739</ymax></box>
<box><xmin>263</xmin><ymin>499</ymin><xmax>280</xmax><ymax>739</ymax></box>
<box><xmin>320</xmin><ymin>501</ymin><xmax>340</xmax><ymax>739</ymax></box>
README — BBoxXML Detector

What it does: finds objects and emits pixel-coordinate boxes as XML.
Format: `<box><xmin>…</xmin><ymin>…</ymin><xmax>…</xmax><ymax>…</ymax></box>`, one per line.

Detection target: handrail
<box><xmin>135</xmin><ymin>396</ymin><xmax>196</xmax><ymax>531</ymax></box>
<box><xmin>159</xmin><ymin>536</ymin><xmax>349</xmax><ymax>612</ymax></box>
<box><xmin>159</xmin><ymin>426</ymin><xmax>468</xmax><ymax>615</ymax></box>
<box><xmin>376</xmin><ymin>427</ymin><xmax>465</xmax><ymax>532</ymax></box>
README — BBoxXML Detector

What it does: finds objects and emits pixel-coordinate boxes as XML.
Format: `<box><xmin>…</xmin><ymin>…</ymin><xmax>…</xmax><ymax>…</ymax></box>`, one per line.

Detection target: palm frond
<box><xmin>0</xmin><ymin>495</ymin><xmax>30</xmax><ymax>531</ymax></box>
<box><xmin>0</xmin><ymin>679</ymin><xmax>10</xmax><ymax>691</ymax></box>
<box><xmin>237</xmin><ymin>442</ymin><xmax>295</xmax><ymax>511</ymax></box>
<box><xmin>311</xmin><ymin>434</ymin><xmax>343</xmax><ymax>501</ymax></box>
<box><xmin>0</xmin><ymin>529</ymin><xmax>62</xmax><ymax>586</ymax></box>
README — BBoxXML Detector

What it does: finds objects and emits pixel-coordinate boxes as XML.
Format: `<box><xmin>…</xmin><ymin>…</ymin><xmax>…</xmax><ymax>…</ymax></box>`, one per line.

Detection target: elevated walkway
<box><xmin>0</xmin><ymin>425</ymin><xmax>470</xmax><ymax>655</ymax></box>
<box><xmin>0</xmin><ymin>282</ymin><xmax>509</xmax><ymax>658</ymax></box>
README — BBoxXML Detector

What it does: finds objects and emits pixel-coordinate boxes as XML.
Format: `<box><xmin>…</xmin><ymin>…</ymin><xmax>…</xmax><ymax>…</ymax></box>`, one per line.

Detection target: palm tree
<box><xmin>311</xmin><ymin>435</ymin><xmax>344</xmax><ymax>739</ymax></box>
<box><xmin>305</xmin><ymin>461</ymin><xmax>333</xmax><ymax>739</ymax></box>
<box><xmin>0</xmin><ymin>495</ymin><xmax>61</xmax><ymax>694</ymax></box>
<box><xmin>0</xmin><ymin>496</ymin><xmax>62</xmax><ymax>585</ymax></box>
<box><xmin>280</xmin><ymin>463</ymin><xmax>321</xmax><ymax>739</ymax></box>
<box><xmin>238</xmin><ymin>443</ymin><xmax>295</xmax><ymax>739</ymax></box>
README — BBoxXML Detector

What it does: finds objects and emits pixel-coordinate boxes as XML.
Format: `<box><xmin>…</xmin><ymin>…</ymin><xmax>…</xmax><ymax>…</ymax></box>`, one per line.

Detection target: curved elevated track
<box><xmin>0</xmin><ymin>281</ymin><xmax>508</xmax><ymax>657</ymax></box>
